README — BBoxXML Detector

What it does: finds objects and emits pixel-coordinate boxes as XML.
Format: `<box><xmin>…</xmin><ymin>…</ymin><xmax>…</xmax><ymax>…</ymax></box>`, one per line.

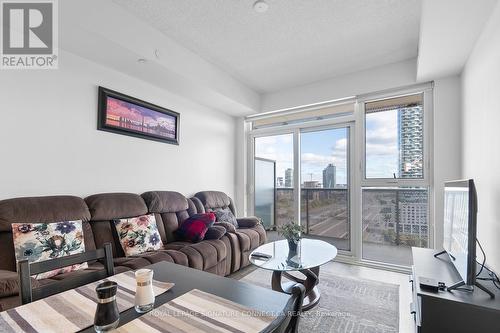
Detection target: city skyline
<box><xmin>105</xmin><ymin>96</ymin><xmax>177</xmax><ymax>139</ymax></box>
<box><xmin>254</xmin><ymin>128</ymin><xmax>349</xmax><ymax>187</ymax></box>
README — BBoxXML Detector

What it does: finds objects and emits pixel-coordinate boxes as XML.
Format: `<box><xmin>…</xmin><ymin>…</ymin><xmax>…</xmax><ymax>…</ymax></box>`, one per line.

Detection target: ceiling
<box><xmin>417</xmin><ymin>0</ymin><xmax>499</xmax><ymax>81</ymax></box>
<box><xmin>113</xmin><ymin>0</ymin><xmax>422</xmax><ymax>93</ymax></box>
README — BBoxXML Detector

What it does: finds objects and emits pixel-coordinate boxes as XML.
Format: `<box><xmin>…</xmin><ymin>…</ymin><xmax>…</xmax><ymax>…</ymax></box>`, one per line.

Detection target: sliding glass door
<box><xmin>300</xmin><ymin>126</ymin><xmax>351</xmax><ymax>251</ymax></box>
<box><xmin>254</xmin><ymin>133</ymin><xmax>295</xmax><ymax>230</ymax></box>
<box><xmin>251</xmin><ymin>123</ymin><xmax>352</xmax><ymax>253</ymax></box>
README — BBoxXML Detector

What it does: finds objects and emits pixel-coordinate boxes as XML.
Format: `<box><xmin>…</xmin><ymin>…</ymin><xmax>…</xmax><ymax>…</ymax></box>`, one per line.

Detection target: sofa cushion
<box><xmin>84</xmin><ymin>193</ymin><xmax>149</xmax><ymax>259</ymax></box>
<box><xmin>204</xmin><ymin>226</ymin><xmax>226</xmax><ymax>240</ymax></box>
<box><xmin>164</xmin><ymin>240</ymin><xmax>227</xmax><ymax>274</ymax></box>
<box><xmin>235</xmin><ymin>225</ymin><xmax>267</xmax><ymax>267</ymax></box>
<box><xmin>12</xmin><ymin>221</ymin><xmax>88</xmax><ymax>279</ymax></box>
<box><xmin>131</xmin><ymin>250</ymin><xmax>189</xmax><ymax>267</ymax></box>
<box><xmin>0</xmin><ymin>270</ymin><xmax>42</xmax><ymax>298</ymax></box>
<box><xmin>0</xmin><ymin>196</ymin><xmax>91</xmax><ymax>232</ymax></box>
<box><xmin>112</xmin><ymin>250</ymin><xmax>189</xmax><ymax>270</ymax></box>
<box><xmin>215</xmin><ymin>222</ymin><xmax>236</xmax><ymax>233</ymax></box>
<box><xmin>194</xmin><ymin>191</ymin><xmax>230</xmax><ymax>210</ymax></box>
<box><xmin>163</xmin><ymin>241</ymin><xmax>191</xmax><ymax>251</ymax></box>
<box><xmin>0</xmin><ymin>195</ymin><xmax>92</xmax><ymax>272</ymax></box>
<box><xmin>142</xmin><ymin>191</ymin><xmax>188</xmax><ymax>213</ymax></box>
<box><xmin>173</xmin><ymin>240</ymin><xmax>225</xmax><ymax>271</ymax></box>
<box><xmin>86</xmin><ymin>193</ymin><xmax>147</xmax><ymax>221</ymax></box>
<box><xmin>236</xmin><ymin>216</ymin><xmax>261</xmax><ymax>228</ymax></box>
<box><xmin>211</xmin><ymin>207</ymin><xmax>238</xmax><ymax>228</ymax></box>
<box><xmin>141</xmin><ymin>191</ymin><xmax>198</xmax><ymax>243</ymax></box>
<box><xmin>48</xmin><ymin>262</ymin><xmax>105</xmax><ymax>281</ymax></box>
<box><xmin>175</xmin><ymin>213</ymin><xmax>215</xmax><ymax>243</ymax></box>
<box><xmin>114</xmin><ymin>214</ymin><xmax>163</xmax><ymax>256</ymax></box>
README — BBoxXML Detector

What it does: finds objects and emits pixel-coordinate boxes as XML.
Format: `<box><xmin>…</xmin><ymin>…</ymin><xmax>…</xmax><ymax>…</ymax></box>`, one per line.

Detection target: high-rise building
<box><xmin>397</xmin><ymin>189</ymin><xmax>428</xmax><ymax>243</ymax></box>
<box><xmin>285</xmin><ymin>168</ymin><xmax>293</xmax><ymax>188</ymax></box>
<box><xmin>276</xmin><ymin>177</ymin><xmax>284</xmax><ymax>188</ymax></box>
<box><xmin>303</xmin><ymin>181</ymin><xmax>320</xmax><ymax>188</ymax></box>
<box><xmin>322</xmin><ymin>164</ymin><xmax>336</xmax><ymax>188</ymax></box>
<box><xmin>398</xmin><ymin>105</ymin><xmax>424</xmax><ymax>178</ymax></box>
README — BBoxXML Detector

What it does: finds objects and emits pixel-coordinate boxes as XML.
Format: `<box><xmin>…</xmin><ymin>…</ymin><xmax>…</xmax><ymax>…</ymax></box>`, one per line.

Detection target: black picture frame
<box><xmin>97</xmin><ymin>86</ymin><xmax>180</xmax><ymax>145</ymax></box>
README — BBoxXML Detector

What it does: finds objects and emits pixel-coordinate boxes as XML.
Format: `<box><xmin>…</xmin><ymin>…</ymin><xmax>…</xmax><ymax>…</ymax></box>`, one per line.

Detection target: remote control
<box><xmin>251</xmin><ymin>252</ymin><xmax>272</xmax><ymax>259</ymax></box>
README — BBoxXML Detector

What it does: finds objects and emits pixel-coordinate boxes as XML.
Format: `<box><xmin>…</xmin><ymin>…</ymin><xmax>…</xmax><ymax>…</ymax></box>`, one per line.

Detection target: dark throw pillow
<box><xmin>204</xmin><ymin>225</ymin><xmax>226</xmax><ymax>240</ymax></box>
<box><xmin>176</xmin><ymin>213</ymin><xmax>216</xmax><ymax>243</ymax></box>
<box><xmin>215</xmin><ymin>221</ymin><xmax>237</xmax><ymax>233</ymax></box>
<box><xmin>212</xmin><ymin>207</ymin><xmax>238</xmax><ymax>228</ymax></box>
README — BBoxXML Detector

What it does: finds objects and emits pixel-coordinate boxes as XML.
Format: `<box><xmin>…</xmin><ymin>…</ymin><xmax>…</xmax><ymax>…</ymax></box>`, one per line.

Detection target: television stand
<box><xmin>411</xmin><ymin>247</ymin><xmax>500</xmax><ymax>332</ymax></box>
<box><xmin>447</xmin><ymin>280</ymin><xmax>495</xmax><ymax>298</ymax></box>
<box><xmin>432</xmin><ymin>250</ymin><xmax>495</xmax><ymax>298</ymax></box>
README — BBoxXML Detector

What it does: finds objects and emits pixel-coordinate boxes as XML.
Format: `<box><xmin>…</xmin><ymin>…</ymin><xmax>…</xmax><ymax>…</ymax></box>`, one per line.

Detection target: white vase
<box><xmin>134</xmin><ymin>269</ymin><xmax>155</xmax><ymax>313</ymax></box>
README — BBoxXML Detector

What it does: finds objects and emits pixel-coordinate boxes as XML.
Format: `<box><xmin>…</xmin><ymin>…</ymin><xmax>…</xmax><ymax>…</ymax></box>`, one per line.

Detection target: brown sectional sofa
<box><xmin>192</xmin><ymin>191</ymin><xmax>267</xmax><ymax>268</ymax></box>
<box><xmin>0</xmin><ymin>190</ymin><xmax>266</xmax><ymax>311</ymax></box>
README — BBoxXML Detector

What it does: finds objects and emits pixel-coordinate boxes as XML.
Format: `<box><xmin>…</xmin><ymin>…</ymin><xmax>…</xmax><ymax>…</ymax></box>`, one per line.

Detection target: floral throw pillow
<box><xmin>114</xmin><ymin>214</ymin><xmax>163</xmax><ymax>256</ymax></box>
<box><xmin>211</xmin><ymin>207</ymin><xmax>238</xmax><ymax>228</ymax></box>
<box><xmin>12</xmin><ymin>221</ymin><xmax>88</xmax><ymax>280</ymax></box>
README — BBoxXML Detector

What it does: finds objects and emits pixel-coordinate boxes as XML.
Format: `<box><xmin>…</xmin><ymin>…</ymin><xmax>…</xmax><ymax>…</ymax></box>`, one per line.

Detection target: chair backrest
<box><xmin>18</xmin><ymin>243</ymin><xmax>114</xmax><ymax>304</ymax></box>
<box><xmin>260</xmin><ymin>283</ymin><xmax>306</xmax><ymax>333</ymax></box>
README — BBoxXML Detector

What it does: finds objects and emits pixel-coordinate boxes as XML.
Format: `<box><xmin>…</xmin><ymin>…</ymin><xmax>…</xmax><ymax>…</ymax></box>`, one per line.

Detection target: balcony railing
<box><xmin>270</xmin><ymin>187</ymin><xmax>429</xmax><ymax>263</ymax></box>
<box><xmin>275</xmin><ymin>188</ymin><xmax>348</xmax><ymax>238</ymax></box>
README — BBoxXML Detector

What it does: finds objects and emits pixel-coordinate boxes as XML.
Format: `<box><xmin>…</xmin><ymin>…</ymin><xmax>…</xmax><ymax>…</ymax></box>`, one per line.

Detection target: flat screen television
<box><xmin>442</xmin><ymin>179</ymin><xmax>478</xmax><ymax>287</ymax></box>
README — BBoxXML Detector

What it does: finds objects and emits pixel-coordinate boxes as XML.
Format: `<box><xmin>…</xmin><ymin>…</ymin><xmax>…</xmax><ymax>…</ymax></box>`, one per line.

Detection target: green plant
<box><xmin>278</xmin><ymin>222</ymin><xmax>305</xmax><ymax>242</ymax></box>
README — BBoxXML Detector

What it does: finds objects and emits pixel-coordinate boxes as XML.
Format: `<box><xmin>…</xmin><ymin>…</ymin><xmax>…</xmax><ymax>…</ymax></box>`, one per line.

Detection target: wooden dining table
<box><xmin>17</xmin><ymin>261</ymin><xmax>289</xmax><ymax>332</ymax></box>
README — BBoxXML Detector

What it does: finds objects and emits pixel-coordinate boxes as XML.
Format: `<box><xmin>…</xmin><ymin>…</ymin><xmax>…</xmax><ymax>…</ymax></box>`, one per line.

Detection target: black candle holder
<box><xmin>94</xmin><ymin>281</ymin><xmax>119</xmax><ymax>332</ymax></box>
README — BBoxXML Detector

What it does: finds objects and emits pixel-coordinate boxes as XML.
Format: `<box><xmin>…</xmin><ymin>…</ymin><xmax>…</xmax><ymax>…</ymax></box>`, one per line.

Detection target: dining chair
<box><xmin>17</xmin><ymin>243</ymin><xmax>114</xmax><ymax>304</ymax></box>
<box><xmin>260</xmin><ymin>283</ymin><xmax>306</xmax><ymax>333</ymax></box>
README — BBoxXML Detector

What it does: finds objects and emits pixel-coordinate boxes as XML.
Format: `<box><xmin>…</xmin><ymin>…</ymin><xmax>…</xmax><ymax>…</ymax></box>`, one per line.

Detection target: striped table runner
<box><xmin>115</xmin><ymin>289</ymin><xmax>276</xmax><ymax>333</ymax></box>
<box><xmin>0</xmin><ymin>271</ymin><xmax>174</xmax><ymax>333</ymax></box>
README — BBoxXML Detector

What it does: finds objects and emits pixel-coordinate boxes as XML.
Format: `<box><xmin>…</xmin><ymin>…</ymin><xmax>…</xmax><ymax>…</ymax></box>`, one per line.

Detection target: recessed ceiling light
<box><xmin>253</xmin><ymin>0</ymin><xmax>269</xmax><ymax>13</ymax></box>
<box><xmin>137</xmin><ymin>58</ymin><xmax>147</xmax><ymax>64</ymax></box>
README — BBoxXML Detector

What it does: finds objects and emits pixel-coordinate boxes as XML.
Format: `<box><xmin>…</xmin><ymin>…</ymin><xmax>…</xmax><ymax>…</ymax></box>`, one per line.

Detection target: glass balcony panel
<box><xmin>362</xmin><ymin>187</ymin><xmax>429</xmax><ymax>266</ymax></box>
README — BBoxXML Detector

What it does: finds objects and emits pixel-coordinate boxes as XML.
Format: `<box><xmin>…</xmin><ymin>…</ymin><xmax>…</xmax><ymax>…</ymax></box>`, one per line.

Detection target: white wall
<box><xmin>461</xmin><ymin>2</ymin><xmax>500</xmax><ymax>274</ymax></box>
<box><xmin>433</xmin><ymin>76</ymin><xmax>462</xmax><ymax>249</ymax></box>
<box><xmin>0</xmin><ymin>50</ymin><xmax>237</xmax><ymax>200</ymax></box>
<box><xmin>261</xmin><ymin>58</ymin><xmax>418</xmax><ymax>112</ymax></box>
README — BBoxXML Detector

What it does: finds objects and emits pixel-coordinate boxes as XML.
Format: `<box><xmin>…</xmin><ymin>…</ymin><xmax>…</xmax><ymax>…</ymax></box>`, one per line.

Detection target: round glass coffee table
<box><xmin>249</xmin><ymin>238</ymin><xmax>337</xmax><ymax>311</ymax></box>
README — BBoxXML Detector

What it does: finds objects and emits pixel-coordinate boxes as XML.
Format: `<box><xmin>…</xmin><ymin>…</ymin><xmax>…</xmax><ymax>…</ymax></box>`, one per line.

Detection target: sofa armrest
<box><xmin>237</xmin><ymin>216</ymin><xmax>261</xmax><ymax>228</ymax></box>
<box><xmin>215</xmin><ymin>222</ymin><xmax>237</xmax><ymax>233</ymax></box>
<box><xmin>204</xmin><ymin>225</ymin><xmax>226</xmax><ymax>240</ymax></box>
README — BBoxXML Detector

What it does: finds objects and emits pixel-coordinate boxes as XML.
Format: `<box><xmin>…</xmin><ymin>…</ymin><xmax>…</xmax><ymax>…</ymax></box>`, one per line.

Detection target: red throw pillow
<box><xmin>176</xmin><ymin>213</ymin><xmax>216</xmax><ymax>242</ymax></box>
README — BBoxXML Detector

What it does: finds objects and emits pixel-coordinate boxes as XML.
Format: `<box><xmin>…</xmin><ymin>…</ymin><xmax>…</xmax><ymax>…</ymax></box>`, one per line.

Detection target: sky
<box><xmin>107</xmin><ymin>97</ymin><xmax>176</xmax><ymax>130</ymax></box>
<box><xmin>254</xmin><ymin>110</ymin><xmax>399</xmax><ymax>187</ymax></box>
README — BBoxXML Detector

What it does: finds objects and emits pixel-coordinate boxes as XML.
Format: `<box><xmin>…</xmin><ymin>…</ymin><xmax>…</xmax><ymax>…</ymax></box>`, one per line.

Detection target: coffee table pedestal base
<box><xmin>271</xmin><ymin>266</ymin><xmax>320</xmax><ymax>311</ymax></box>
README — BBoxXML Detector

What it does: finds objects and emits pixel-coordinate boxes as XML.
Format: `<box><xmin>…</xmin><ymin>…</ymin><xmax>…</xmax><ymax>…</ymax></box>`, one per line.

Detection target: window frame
<box><xmin>357</xmin><ymin>84</ymin><xmax>433</xmax><ymax>188</ymax></box>
<box><xmin>356</xmin><ymin>83</ymin><xmax>435</xmax><ymax>266</ymax></box>
<box><xmin>245</xmin><ymin>82</ymin><xmax>435</xmax><ymax>272</ymax></box>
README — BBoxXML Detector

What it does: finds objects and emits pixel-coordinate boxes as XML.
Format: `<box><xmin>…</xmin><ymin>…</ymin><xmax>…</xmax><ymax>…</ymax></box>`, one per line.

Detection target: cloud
<box><xmin>366</xmin><ymin>110</ymin><xmax>398</xmax><ymax>158</ymax></box>
<box><xmin>301</xmin><ymin>152</ymin><xmax>332</xmax><ymax>165</ymax></box>
<box><xmin>334</xmin><ymin>138</ymin><xmax>347</xmax><ymax>150</ymax></box>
